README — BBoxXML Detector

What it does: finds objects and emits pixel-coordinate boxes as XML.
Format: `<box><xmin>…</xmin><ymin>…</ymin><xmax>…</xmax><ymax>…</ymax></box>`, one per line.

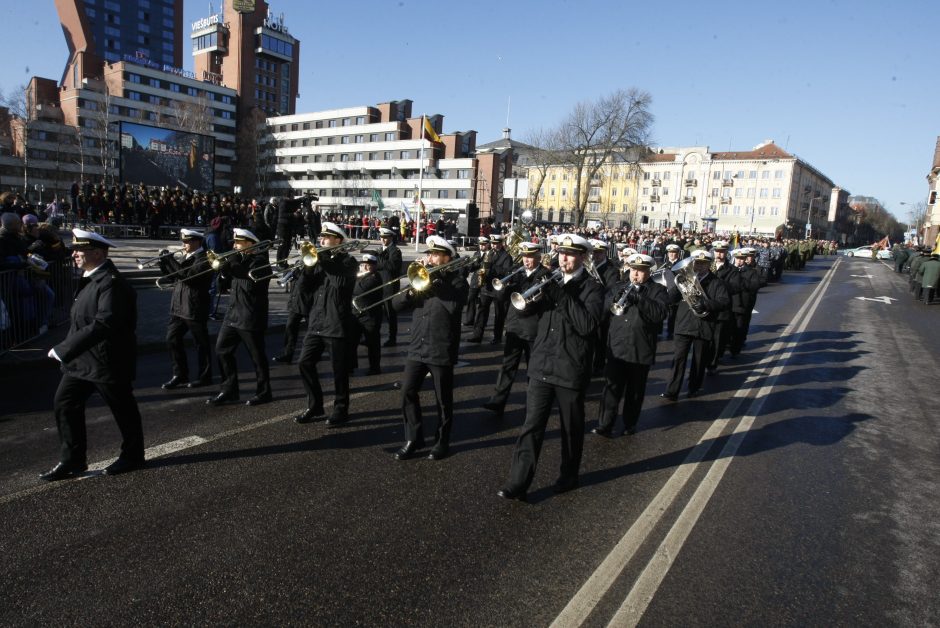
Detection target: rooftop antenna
<box><xmin>784</xmin><ymin>135</ymin><xmax>790</xmax><ymax>151</ymax></box>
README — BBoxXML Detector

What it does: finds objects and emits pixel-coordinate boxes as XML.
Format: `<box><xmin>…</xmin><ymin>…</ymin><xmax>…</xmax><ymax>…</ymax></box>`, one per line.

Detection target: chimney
<box><xmin>502</xmin><ymin>127</ymin><xmax>511</xmax><ymax>140</ymax></box>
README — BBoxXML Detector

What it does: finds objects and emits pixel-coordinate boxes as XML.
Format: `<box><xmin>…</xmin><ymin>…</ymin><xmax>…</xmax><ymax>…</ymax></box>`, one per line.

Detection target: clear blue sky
<box><xmin>2</xmin><ymin>0</ymin><xmax>936</xmax><ymax>223</ymax></box>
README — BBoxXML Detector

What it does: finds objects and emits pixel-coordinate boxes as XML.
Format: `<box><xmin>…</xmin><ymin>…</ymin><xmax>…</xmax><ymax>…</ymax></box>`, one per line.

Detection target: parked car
<box><xmin>843</xmin><ymin>245</ymin><xmax>893</xmax><ymax>260</ymax></box>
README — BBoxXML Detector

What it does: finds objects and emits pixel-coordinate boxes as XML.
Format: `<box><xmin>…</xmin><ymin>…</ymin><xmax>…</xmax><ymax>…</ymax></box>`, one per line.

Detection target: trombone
<box><xmin>353</xmin><ymin>255</ymin><xmax>472</xmax><ymax>314</ymax></box>
<box><xmin>510</xmin><ymin>269</ymin><xmax>563</xmax><ymax>311</ymax></box>
<box><xmin>136</xmin><ymin>248</ymin><xmax>182</xmax><ymax>269</ymax></box>
<box><xmin>248</xmin><ymin>239</ymin><xmax>366</xmax><ymax>282</ymax></box>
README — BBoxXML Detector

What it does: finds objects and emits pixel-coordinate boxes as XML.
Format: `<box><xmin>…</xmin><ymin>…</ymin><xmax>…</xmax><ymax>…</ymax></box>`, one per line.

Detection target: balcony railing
<box><xmin>650</xmin><ymin>195</ymin><xmax>660</xmax><ymax>202</ymax></box>
<box><xmin>722</xmin><ymin>179</ymin><xmax>734</xmax><ymax>187</ymax></box>
<box><xmin>651</xmin><ymin>179</ymin><xmax>662</xmax><ymax>187</ymax></box>
<box><xmin>682</xmin><ymin>196</ymin><xmax>696</xmax><ymax>204</ymax></box>
<box><xmin>684</xmin><ymin>179</ymin><xmax>698</xmax><ymax>186</ymax></box>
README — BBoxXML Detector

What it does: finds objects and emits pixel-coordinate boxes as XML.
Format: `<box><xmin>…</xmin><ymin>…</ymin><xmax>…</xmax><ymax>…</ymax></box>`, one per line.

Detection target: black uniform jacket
<box><xmin>353</xmin><ymin>270</ymin><xmax>383</xmax><ymax>331</ymax></box>
<box><xmin>376</xmin><ymin>242</ymin><xmax>403</xmax><ymax>297</ymax></box>
<box><xmin>712</xmin><ymin>262</ymin><xmax>737</xmax><ymax>322</ymax></box>
<box><xmin>503</xmin><ymin>265</ymin><xmax>549</xmax><ymax>342</ymax></box>
<box><xmin>669</xmin><ymin>272</ymin><xmax>731</xmax><ymax>341</ymax></box>
<box><xmin>481</xmin><ymin>249</ymin><xmax>515</xmax><ymax>298</ymax></box>
<box><xmin>220</xmin><ymin>251</ymin><xmax>270</xmax><ymax>331</ymax></box>
<box><xmin>160</xmin><ymin>249</ymin><xmax>212</xmax><ymax>321</ymax></box>
<box><xmin>527</xmin><ymin>268</ymin><xmax>604</xmax><ymax>392</ymax></box>
<box><xmin>605</xmin><ymin>279</ymin><xmax>669</xmax><ymax>365</ymax></box>
<box><xmin>594</xmin><ymin>258</ymin><xmax>621</xmax><ymax>291</ymax></box>
<box><xmin>728</xmin><ymin>265</ymin><xmax>761</xmax><ymax>314</ymax></box>
<box><xmin>54</xmin><ymin>259</ymin><xmax>137</xmax><ymax>384</ymax></box>
<box><xmin>304</xmin><ymin>251</ymin><xmax>357</xmax><ymax>339</ymax></box>
<box><xmin>392</xmin><ymin>268</ymin><xmax>468</xmax><ymax>367</ymax></box>
<box><xmin>287</xmin><ymin>262</ymin><xmax>317</xmax><ymax>316</ymax></box>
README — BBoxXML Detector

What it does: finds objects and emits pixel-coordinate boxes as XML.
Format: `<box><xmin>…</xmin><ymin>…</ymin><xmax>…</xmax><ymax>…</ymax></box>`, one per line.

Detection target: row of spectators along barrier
<box><xmin>0</xmin><ymin>259</ymin><xmax>76</xmax><ymax>357</ymax></box>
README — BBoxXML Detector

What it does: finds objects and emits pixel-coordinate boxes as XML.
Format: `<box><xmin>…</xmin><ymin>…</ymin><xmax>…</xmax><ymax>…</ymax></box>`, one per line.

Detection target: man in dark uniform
<box><xmin>729</xmin><ymin>247</ymin><xmax>762</xmax><ymax>356</ymax></box>
<box><xmin>462</xmin><ymin>236</ymin><xmax>490</xmax><ymax>328</ymax></box>
<box><xmin>470</xmin><ymin>234</ymin><xmax>514</xmax><ymax>344</ymax></box>
<box><xmin>706</xmin><ymin>241</ymin><xmax>735</xmax><ymax>375</ymax></box>
<box><xmin>375</xmin><ymin>227</ymin><xmax>403</xmax><ymax>347</ymax></box>
<box><xmin>482</xmin><ymin>242</ymin><xmax>548</xmax><ymax>419</ymax></box>
<box><xmin>294</xmin><ymin>222</ymin><xmax>358</xmax><ymax>426</ymax></box>
<box><xmin>41</xmin><ymin>229</ymin><xmax>145</xmax><ymax>480</ymax></box>
<box><xmin>392</xmin><ymin>236</ymin><xmax>468</xmax><ymax>461</ymax></box>
<box><xmin>497</xmin><ymin>234</ymin><xmax>604</xmax><ymax>501</ymax></box>
<box><xmin>593</xmin><ymin>253</ymin><xmax>669</xmax><ymax>438</ymax></box>
<box><xmin>662</xmin><ymin>243</ymin><xmax>683</xmax><ymax>338</ymax></box>
<box><xmin>273</xmin><ymin>252</ymin><xmax>316</xmax><ymax>364</ymax></box>
<box><xmin>589</xmin><ymin>238</ymin><xmax>620</xmax><ymax>374</ymax></box>
<box><xmin>349</xmin><ymin>253</ymin><xmax>383</xmax><ymax>375</ymax></box>
<box><xmin>661</xmin><ymin>249</ymin><xmax>731</xmax><ymax>401</ymax></box>
<box><xmin>274</xmin><ymin>197</ymin><xmax>300</xmax><ymax>269</ymax></box>
<box><xmin>208</xmin><ymin>228</ymin><xmax>273</xmax><ymax>407</ymax></box>
<box><xmin>158</xmin><ymin>229</ymin><xmax>213</xmax><ymax>389</ymax></box>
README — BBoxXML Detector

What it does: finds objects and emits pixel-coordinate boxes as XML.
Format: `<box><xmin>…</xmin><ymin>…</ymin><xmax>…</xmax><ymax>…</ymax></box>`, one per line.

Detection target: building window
<box><xmin>456</xmin><ymin>190</ymin><xmax>469</xmax><ymax>199</ymax></box>
<box><xmin>762</xmin><ymin>170</ymin><xmax>770</xmax><ymax>179</ymax></box>
<box><xmin>384</xmin><ymin>151</ymin><xmax>393</xmax><ymax>160</ymax></box>
<box><xmin>749</xmin><ymin>170</ymin><xmax>757</xmax><ymax>179</ymax></box>
<box><xmin>759</xmin><ymin>188</ymin><xmax>769</xmax><ymax>198</ymax></box>
<box><xmin>355</xmin><ymin>135</ymin><xmax>363</xmax><ymax>143</ymax></box>
<box><xmin>341</xmin><ymin>136</ymin><xmax>350</xmax><ymax>144</ymax></box>
<box><xmin>370</xmin><ymin>133</ymin><xmax>380</xmax><ymax>142</ymax></box>
<box><xmin>437</xmin><ymin>190</ymin><xmax>448</xmax><ymax>199</ymax></box>
<box><xmin>775</xmin><ymin>170</ymin><xmax>784</xmax><ymax>178</ymax></box>
<box><xmin>772</xmin><ymin>188</ymin><xmax>781</xmax><ymax>198</ymax></box>
<box><xmin>457</xmin><ymin>169</ymin><xmax>470</xmax><ymax>179</ymax></box>
<box><xmin>385</xmin><ymin>132</ymin><xmax>395</xmax><ymax>141</ymax></box>
<box><xmin>549</xmin><ymin>188</ymin><xmax>556</xmax><ymax>196</ymax></box>
<box><xmin>401</xmin><ymin>150</ymin><xmax>412</xmax><ymax>159</ymax></box>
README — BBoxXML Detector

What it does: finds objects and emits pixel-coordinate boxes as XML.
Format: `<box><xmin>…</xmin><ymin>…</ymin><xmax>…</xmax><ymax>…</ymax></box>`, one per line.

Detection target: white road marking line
<box><xmin>551</xmin><ymin>258</ymin><xmax>840</xmax><ymax>628</ymax></box>
<box><xmin>606</xmin><ymin>254</ymin><xmax>838</xmax><ymax>627</ymax></box>
<box><xmin>86</xmin><ymin>436</ymin><xmax>208</xmax><ymax>473</ymax></box>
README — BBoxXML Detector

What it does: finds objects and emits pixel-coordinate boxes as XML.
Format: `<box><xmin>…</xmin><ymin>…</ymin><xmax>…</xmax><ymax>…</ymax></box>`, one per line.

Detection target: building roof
<box><xmin>711</xmin><ymin>141</ymin><xmax>793</xmax><ymax>161</ymax></box>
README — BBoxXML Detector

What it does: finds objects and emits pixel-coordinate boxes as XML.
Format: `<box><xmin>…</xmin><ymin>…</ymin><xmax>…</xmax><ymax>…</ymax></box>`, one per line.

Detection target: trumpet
<box><xmin>136</xmin><ymin>248</ymin><xmax>181</xmax><ymax>269</ymax></box>
<box><xmin>492</xmin><ymin>266</ymin><xmax>526</xmax><ymax>291</ymax></box>
<box><xmin>353</xmin><ymin>256</ymin><xmax>472</xmax><ymax>314</ymax></box>
<box><xmin>206</xmin><ymin>239</ymin><xmax>274</xmax><ymax>272</ymax></box>
<box><xmin>610</xmin><ymin>283</ymin><xmax>639</xmax><ymax>316</ymax></box>
<box><xmin>510</xmin><ymin>269</ymin><xmax>563</xmax><ymax>311</ymax></box>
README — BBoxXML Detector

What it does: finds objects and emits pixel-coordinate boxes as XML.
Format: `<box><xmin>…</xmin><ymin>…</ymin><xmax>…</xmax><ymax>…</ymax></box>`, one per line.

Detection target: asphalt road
<box><xmin>1</xmin><ymin>254</ymin><xmax>937</xmax><ymax>626</ymax></box>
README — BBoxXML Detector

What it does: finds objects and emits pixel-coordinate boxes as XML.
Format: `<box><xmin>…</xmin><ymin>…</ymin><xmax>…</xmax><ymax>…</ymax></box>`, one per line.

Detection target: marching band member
<box><xmin>706</xmin><ymin>241</ymin><xmax>735</xmax><ymax>375</ymax></box>
<box><xmin>589</xmin><ymin>238</ymin><xmax>619</xmax><ymax>374</ymax></box>
<box><xmin>349</xmin><ymin>253</ymin><xmax>383</xmax><ymax>375</ymax></box>
<box><xmin>729</xmin><ymin>247</ymin><xmax>762</xmax><ymax>356</ymax></box>
<box><xmin>661</xmin><ymin>249</ymin><xmax>730</xmax><ymax>401</ymax></box>
<box><xmin>376</xmin><ymin>227</ymin><xmax>402</xmax><ymax>347</ymax></box>
<box><xmin>498</xmin><ymin>234</ymin><xmax>603</xmax><ymax>501</ymax></box>
<box><xmin>392</xmin><ymin>236</ymin><xmax>468</xmax><ymax>461</ymax></box>
<box><xmin>482</xmin><ymin>242</ymin><xmax>548</xmax><ymax>419</ymax></box>
<box><xmin>272</xmin><ymin>256</ymin><xmax>316</xmax><ymax>364</ymax></box>
<box><xmin>593</xmin><ymin>253</ymin><xmax>669</xmax><ymax>437</ymax></box>
<box><xmin>41</xmin><ymin>229</ymin><xmax>145</xmax><ymax>480</ymax></box>
<box><xmin>158</xmin><ymin>229</ymin><xmax>213</xmax><ymax>389</ymax></box>
<box><xmin>209</xmin><ymin>228</ymin><xmax>273</xmax><ymax>406</ymax></box>
<box><xmin>662</xmin><ymin>243</ymin><xmax>683</xmax><ymax>338</ymax></box>
<box><xmin>294</xmin><ymin>222</ymin><xmax>358</xmax><ymax>426</ymax></box>
<box><xmin>462</xmin><ymin>236</ymin><xmax>490</xmax><ymax>328</ymax></box>
<box><xmin>469</xmin><ymin>234</ymin><xmax>514</xmax><ymax>344</ymax></box>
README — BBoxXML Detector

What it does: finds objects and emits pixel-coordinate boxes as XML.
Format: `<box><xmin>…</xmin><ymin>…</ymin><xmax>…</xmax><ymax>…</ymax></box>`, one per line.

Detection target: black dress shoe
<box><xmin>39</xmin><ymin>461</ymin><xmax>87</xmax><ymax>482</ymax></box>
<box><xmin>246</xmin><ymin>393</ymin><xmax>273</xmax><ymax>406</ymax></box>
<box><xmin>552</xmin><ymin>476</ymin><xmax>579</xmax><ymax>494</ymax></box>
<box><xmin>161</xmin><ymin>375</ymin><xmax>186</xmax><ymax>390</ymax></box>
<box><xmin>496</xmin><ymin>487</ymin><xmax>528</xmax><ymax>502</ymax></box>
<box><xmin>187</xmin><ymin>377</ymin><xmax>213</xmax><ymax>388</ymax></box>
<box><xmin>206</xmin><ymin>392</ymin><xmax>239</xmax><ymax>406</ymax></box>
<box><xmin>467</xmin><ymin>336</ymin><xmax>482</xmax><ymax>344</ymax></box>
<box><xmin>490</xmin><ymin>338</ymin><xmax>501</xmax><ymax>345</ymax></box>
<box><xmin>394</xmin><ymin>441</ymin><xmax>423</xmax><ymax>461</ymax></box>
<box><xmin>591</xmin><ymin>426</ymin><xmax>614</xmax><ymax>438</ymax></box>
<box><xmin>326</xmin><ymin>414</ymin><xmax>348</xmax><ymax>428</ymax></box>
<box><xmin>272</xmin><ymin>354</ymin><xmax>293</xmax><ymax>364</ymax></box>
<box><xmin>482</xmin><ymin>401</ymin><xmax>504</xmax><ymax>419</ymax></box>
<box><xmin>294</xmin><ymin>407</ymin><xmax>326</xmax><ymax>423</ymax></box>
<box><xmin>103</xmin><ymin>457</ymin><xmax>145</xmax><ymax>476</ymax></box>
<box><xmin>382</xmin><ymin>339</ymin><xmax>397</xmax><ymax>347</ymax></box>
<box><xmin>624</xmin><ymin>426</ymin><xmax>637</xmax><ymax>435</ymax></box>
<box><xmin>427</xmin><ymin>446</ymin><xmax>449</xmax><ymax>461</ymax></box>
<box><xmin>660</xmin><ymin>393</ymin><xmax>678</xmax><ymax>402</ymax></box>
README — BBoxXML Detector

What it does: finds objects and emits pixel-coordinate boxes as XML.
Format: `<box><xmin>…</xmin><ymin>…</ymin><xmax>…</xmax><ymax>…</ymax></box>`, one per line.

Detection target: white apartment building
<box><xmin>264</xmin><ymin>99</ymin><xmax>508</xmax><ymax>218</ymax></box>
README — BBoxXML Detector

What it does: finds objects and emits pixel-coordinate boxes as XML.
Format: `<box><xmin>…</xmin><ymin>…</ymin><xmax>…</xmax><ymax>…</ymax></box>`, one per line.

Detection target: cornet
<box><xmin>610</xmin><ymin>283</ymin><xmax>639</xmax><ymax>316</ymax></box>
<box><xmin>492</xmin><ymin>266</ymin><xmax>526</xmax><ymax>291</ymax></box>
<box><xmin>510</xmin><ymin>269</ymin><xmax>563</xmax><ymax>311</ymax></box>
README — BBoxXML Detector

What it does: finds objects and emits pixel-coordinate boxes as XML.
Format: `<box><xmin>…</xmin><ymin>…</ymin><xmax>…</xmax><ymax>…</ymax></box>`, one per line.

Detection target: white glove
<box><xmin>47</xmin><ymin>348</ymin><xmax>61</xmax><ymax>362</ymax></box>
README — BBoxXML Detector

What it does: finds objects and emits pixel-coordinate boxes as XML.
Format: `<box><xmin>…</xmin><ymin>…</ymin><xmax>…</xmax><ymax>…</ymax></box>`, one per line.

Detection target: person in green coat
<box><xmin>915</xmin><ymin>254</ymin><xmax>940</xmax><ymax>304</ymax></box>
<box><xmin>909</xmin><ymin>248</ymin><xmax>930</xmax><ymax>295</ymax></box>
<box><xmin>894</xmin><ymin>245</ymin><xmax>911</xmax><ymax>273</ymax></box>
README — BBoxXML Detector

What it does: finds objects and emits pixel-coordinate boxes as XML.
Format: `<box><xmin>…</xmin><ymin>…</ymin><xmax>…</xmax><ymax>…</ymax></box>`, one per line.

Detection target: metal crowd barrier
<box><xmin>0</xmin><ymin>259</ymin><xmax>77</xmax><ymax>357</ymax></box>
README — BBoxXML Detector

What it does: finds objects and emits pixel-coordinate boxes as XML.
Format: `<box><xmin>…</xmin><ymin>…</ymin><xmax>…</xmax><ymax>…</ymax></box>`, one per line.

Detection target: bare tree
<box><xmin>234</xmin><ymin>107</ymin><xmax>272</xmax><ymax>196</ymax></box>
<box><xmin>522</xmin><ymin>126</ymin><xmax>560</xmax><ymax>210</ymax></box>
<box><xmin>169</xmin><ymin>95</ymin><xmax>213</xmax><ymax>135</ymax></box>
<box><xmin>1</xmin><ymin>83</ymin><xmax>32</xmax><ymax>196</ymax></box>
<box><xmin>83</xmin><ymin>89</ymin><xmax>117</xmax><ymax>185</ymax></box>
<box><xmin>553</xmin><ymin>88</ymin><xmax>653</xmax><ymax>226</ymax></box>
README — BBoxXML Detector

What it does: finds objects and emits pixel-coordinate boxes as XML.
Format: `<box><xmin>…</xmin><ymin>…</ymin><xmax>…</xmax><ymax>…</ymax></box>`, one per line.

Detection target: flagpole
<box><xmin>415</xmin><ymin>114</ymin><xmax>426</xmax><ymax>252</ymax></box>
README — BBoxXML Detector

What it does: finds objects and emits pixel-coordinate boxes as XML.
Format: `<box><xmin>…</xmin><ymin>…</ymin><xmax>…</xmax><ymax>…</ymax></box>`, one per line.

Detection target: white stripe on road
<box><xmin>552</xmin><ymin>258</ymin><xmax>840</xmax><ymax>628</ymax></box>
<box><xmin>86</xmin><ymin>435</ymin><xmax>208</xmax><ymax>473</ymax></box>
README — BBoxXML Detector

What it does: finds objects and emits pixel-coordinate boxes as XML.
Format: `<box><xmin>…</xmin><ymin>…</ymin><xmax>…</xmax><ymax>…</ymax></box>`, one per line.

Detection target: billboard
<box><xmin>118</xmin><ymin>121</ymin><xmax>215</xmax><ymax>191</ymax></box>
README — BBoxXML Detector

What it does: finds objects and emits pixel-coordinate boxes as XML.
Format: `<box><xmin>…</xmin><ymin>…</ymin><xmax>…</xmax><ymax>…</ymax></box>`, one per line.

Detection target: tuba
<box><xmin>670</xmin><ymin>257</ymin><xmax>708</xmax><ymax>317</ymax></box>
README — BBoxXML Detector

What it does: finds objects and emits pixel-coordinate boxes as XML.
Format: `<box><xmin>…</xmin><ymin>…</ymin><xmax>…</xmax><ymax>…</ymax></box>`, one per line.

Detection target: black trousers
<box><xmin>709</xmin><ymin>317</ymin><xmax>734</xmax><ymax>368</ymax></box>
<box><xmin>383</xmin><ymin>300</ymin><xmax>398</xmax><ymax>342</ymax></box>
<box><xmin>730</xmin><ymin>312</ymin><xmax>752</xmax><ymax>355</ymax></box>
<box><xmin>299</xmin><ymin>334</ymin><xmax>350</xmax><ymax>416</ymax></box>
<box><xmin>401</xmin><ymin>360</ymin><xmax>454</xmax><ymax>447</ymax></box>
<box><xmin>215</xmin><ymin>325</ymin><xmax>271</xmax><ymax>399</ymax></box>
<box><xmin>506</xmin><ymin>379</ymin><xmax>585</xmax><ymax>492</ymax></box>
<box><xmin>665</xmin><ymin>304</ymin><xmax>678</xmax><ymax>337</ymax></box>
<box><xmin>597</xmin><ymin>360</ymin><xmax>650</xmax><ymax>432</ymax></box>
<box><xmin>463</xmin><ymin>287</ymin><xmax>480</xmax><ymax>325</ymax></box>
<box><xmin>166</xmin><ymin>315</ymin><xmax>211</xmax><ymax>381</ymax></box>
<box><xmin>474</xmin><ymin>293</ymin><xmax>507</xmax><ymax>341</ymax></box>
<box><xmin>349</xmin><ymin>322</ymin><xmax>381</xmax><ymax>372</ymax></box>
<box><xmin>666</xmin><ymin>333</ymin><xmax>710</xmax><ymax>397</ymax></box>
<box><xmin>489</xmin><ymin>332</ymin><xmax>531</xmax><ymax>409</ymax></box>
<box><xmin>53</xmin><ymin>374</ymin><xmax>145</xmax><ymax>466</ymax></box>
<box><xmin>275</xmin><ymin>235</ymin><xmax>292</xmax><ymax>268</ymax></box>
<box><xmin>281</xmin><ymin>310</ymin><xmax>305</xmax><ymax>359</ymax></box>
